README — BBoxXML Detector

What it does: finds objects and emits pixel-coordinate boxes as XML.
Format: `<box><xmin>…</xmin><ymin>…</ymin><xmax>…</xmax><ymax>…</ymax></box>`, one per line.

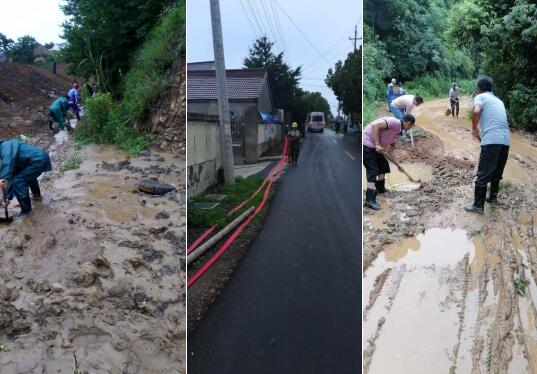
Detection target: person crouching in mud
<box><xmin>0</xmin><ymin>139</ymin><xmax>52</xmax><ymax>218</ymax></box>
<box><xmin>48</xmin><ymin>95</ymin><xmax>70</xmax><ymax>131</ymax></box>
<box><xmin>363</xmin><ymin>114</ymin><xmax>416</xmax><ymax>210</ymax></box>
<box><xmin>464</xmin><ymin>76</ymin><xmax>510</xmax><ymax>213</ymax></box>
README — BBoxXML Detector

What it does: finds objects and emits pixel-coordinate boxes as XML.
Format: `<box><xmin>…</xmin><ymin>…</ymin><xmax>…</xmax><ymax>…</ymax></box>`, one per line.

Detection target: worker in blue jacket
<box><xmin>0</xmin><ymin>139</ymin><xmax>52</xmax><ymax>218</ymax></box>
<box><xmin>68</xmin><ymin>82</ymin><xmax>81</xmax><ymax>120</ymax></box>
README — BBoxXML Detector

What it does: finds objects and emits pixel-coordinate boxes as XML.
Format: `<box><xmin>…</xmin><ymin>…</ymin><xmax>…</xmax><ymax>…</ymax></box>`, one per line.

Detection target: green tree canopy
<box><xmin>8</xmin><ymin>36</ymin><xmax>38</xmax><ymax>64</ymax></box>
<box><xmin>243</xmin><ymin>36</ymin><xmax>301</xmax><ymax>111</ymax></box>
<box><xmin>326</xmin><ymin>49</ymin><xmax>361</xmax><ymax>122</ymax></box>
<box><xmin>60</xmin><ymin>0</ymin><xmax>175</xmax><ymax>94</ymax></box>
<box><xmin>293</xmin><ymin>91</ymin><xmax>331</xmax><ymax>123</ymax></box>
<box><xmin>0</xmin><ymin>33</ymin><xmax>14</xmax><ymax>56</ymax></box>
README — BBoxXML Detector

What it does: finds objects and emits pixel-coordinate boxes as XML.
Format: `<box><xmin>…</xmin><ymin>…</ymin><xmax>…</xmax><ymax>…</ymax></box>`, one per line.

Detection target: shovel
<box><xmin>0</xmin><ymin>186</ymin><xmax>12</xmax><ymax>224</ymax></box>
<box><xmin>384</xmin><ymin>153</ymin><xmax>424</xmax><ymax>186</ymax></box>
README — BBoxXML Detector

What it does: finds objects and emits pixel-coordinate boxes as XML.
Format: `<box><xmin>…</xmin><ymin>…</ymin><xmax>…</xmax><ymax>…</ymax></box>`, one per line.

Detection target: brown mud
<box><xmin>0</xmin><ymin>65</ymin><xmax>186</xmax><ymax>372</ymax></box>
<box><xmin>363</xmin><ymin>98</ymin><xmax>537</xmax><ymax>373</ymax></box>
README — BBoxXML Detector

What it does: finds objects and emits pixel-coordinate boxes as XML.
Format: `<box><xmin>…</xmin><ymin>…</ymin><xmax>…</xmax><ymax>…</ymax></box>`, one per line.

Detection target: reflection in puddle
<box><xmin>361</xmin><ymin>162</ymin><xmax>432</xmax><ymax>192</ymax></box>
<box><xmin>381</xmin><ymin>228</ymin><xmax>474</xmax><ymax>267</ymax></box>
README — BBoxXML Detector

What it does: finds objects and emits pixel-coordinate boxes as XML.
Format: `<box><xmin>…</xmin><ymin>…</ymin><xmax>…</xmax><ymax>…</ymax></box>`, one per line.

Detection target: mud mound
<box><xmin>0</xmin><ymin>62</ymin><xmax>71</xmax><ymax>108</ymax></box>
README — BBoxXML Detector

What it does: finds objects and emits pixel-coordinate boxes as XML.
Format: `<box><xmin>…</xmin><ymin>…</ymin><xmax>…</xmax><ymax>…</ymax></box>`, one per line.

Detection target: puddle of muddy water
<box><xmin>363</xmin><ymin>228</ymin><xmax>478</xmax><ymax>374</ymax></box>
<box><xmin>361</xmin><ymin>162</ymin><xmax>432</xmax><ymax>192</ymax></box>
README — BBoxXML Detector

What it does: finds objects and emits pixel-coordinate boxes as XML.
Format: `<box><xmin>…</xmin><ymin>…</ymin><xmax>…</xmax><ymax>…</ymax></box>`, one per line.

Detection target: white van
<box><xmin>306</xmin><ymin>112</ymin><xmax>325</xmax><ymax>133</ymax></box>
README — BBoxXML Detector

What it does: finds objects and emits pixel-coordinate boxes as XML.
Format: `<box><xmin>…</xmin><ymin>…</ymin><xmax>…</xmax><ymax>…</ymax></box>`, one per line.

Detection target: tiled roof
<box><xmin>187</xmin><ymin>68</ymin><xmax>267</xmax><ymax>101</ymax></box>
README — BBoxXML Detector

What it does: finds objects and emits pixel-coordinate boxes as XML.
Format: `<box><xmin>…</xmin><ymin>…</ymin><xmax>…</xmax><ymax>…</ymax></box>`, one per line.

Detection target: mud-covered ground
<box><xmin>363</xmin><ymin>98</ymin><xmax>537</xmax><ymax>373</ymax></box>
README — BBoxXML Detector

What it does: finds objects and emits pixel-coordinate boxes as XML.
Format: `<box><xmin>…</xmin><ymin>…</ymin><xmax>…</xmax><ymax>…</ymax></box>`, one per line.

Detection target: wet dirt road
<box><xmin>0</xmin><ymin>133</ymin><xmax>186</xmax><ymax>373</ymax></box>
<box><xmin>189</xmin><ymin>130</ymin><xmax>361</xmax><ymax>374</ymax></box>
<box><xmin>363</xmin><ymin>98</ymin><xmax>537</xmax><ymax>373</ymax></box>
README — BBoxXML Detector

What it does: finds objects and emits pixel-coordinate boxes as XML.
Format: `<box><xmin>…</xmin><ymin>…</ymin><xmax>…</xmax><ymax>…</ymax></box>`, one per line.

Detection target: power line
<box><xmin>245</xmin><ymin>0</ymin><xmax>265</xmax><ymax>39</ymax></box>
<box><xmin>269</xmin><ymin>0</ymin><xmax>287</xmax><ymax>53</ymax></box>
<box><xmin>260</xmin><ymin>0</ymin><xmax>280</xmax><ymax>54</ymax></box>
<box><xmin>273</xmin><ymin>0</ymin><xmax>330</xmax><ymax>64</ymax></box>
<box><xmin>238</xmin><ymin>0</ymin><xmax>259</xmax><ymax>38</ymax></box>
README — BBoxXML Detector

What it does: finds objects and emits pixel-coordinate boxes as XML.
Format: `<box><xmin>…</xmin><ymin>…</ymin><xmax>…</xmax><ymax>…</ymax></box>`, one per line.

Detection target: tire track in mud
<box><xmin>363</xmin><ymin>98</ymin><xmax>537</xmax><ymax>373</ymax></box>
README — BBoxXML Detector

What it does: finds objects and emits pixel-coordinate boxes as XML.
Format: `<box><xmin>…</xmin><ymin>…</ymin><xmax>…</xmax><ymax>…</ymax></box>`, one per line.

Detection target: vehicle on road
<box><xmin>306</xmin><ymin>111</ymin><xmax>326</xmax><ymax>133</ymax></box>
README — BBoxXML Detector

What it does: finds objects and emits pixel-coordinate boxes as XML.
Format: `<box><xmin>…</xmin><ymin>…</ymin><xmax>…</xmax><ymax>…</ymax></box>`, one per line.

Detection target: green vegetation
<box><xmin>61</xmin><ymin>152</ymin><xmax>84</xmax><ymax>172</ymax></box>
<box><xmin>0</xmin><ymin>34</ymin><xmax>38</xmax><ymax>64</ymax></box>
<box><xmin>365</xmin><ymin>0</ymin><xmax>537</xmax><ymax>132</ymax></box>
<box><xmin>188</xmin><ymin>176</ymin><xmax>267</xmax><ymax>229</ymax></box>
<box><xmin>364</xmin><ymin>1</ymin><xmax>475</xmax><ymax>120</ymax></box>
<box><xmin>326</xmin><ymin>49</ymin><xmax>361</xmax><ymax>123</ymax></box>
<box><xmin>74</xmin><ymin>2</ymin><xmax>185</xmax><ymax>154</ymax></box>
<box><xmin>60</xmin><ymin>0</ymin><xmax>177</xmax><ymax>94</ymax></box>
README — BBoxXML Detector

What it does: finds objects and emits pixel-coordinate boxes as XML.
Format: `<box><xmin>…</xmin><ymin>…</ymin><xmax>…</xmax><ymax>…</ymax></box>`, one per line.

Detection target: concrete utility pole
<box><xmin>349</xmin><ymin>24</ymin><xmax>361</xmax><ymax>51</ymax></box>
<box><xmin>210</xmin><ymin>0</ymin><xmax>235</xmax><ymax>184</ymax></box>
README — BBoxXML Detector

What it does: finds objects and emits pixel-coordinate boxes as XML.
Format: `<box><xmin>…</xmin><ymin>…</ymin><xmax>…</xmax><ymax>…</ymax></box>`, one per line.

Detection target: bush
<box><xmin>76</xmin><ymin>93</ymin><xmax>116</xmax><ymax>144</ymax></box>
<box><xmin>508</xmin><ymin>85</ymin><xmax>537</xmax><ymax>131</ymax></box>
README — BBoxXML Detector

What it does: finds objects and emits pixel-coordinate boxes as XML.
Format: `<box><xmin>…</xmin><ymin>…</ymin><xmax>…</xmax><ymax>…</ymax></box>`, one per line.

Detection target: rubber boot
<box><xmin>464</xmin><ymin>185</ymin><xmax>487</xmax><ymax>213</ymax></box>
<box><xmin>49</xmin><ymin>119</ymin><xmax>54</xmax><ymax>130</ymax></box>
<box><xmin>16</xmin><ymin>196</ymin><xmax>32</xmax><ymax>218</ymax></box>
<box><xmin>29</xmin><ymin>181</ymin><xmax>42</xmax><ymax>201</ymax></box>
<box><xmin>487</xmin><ymin>180</ymin><xmax>500</xmax><ymax>204</ymax></box>
<box><xmin>375</xmin><ymin>180</ymin><xmax>387</xmax><ymax>194</ymax></box>
<box><xmin>365</xmin><ymin>189</ymin><xmax>381</xmax><ymax>210</ymax></box>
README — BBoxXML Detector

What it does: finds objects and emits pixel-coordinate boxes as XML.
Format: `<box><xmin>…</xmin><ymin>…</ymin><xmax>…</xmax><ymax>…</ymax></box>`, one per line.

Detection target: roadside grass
<box><xmin>61</xmin><ymin>152</ymin><xmax>84</xmax><ymax>172</ymax></box>
<box><xmin>188</xmin><ymin>175</ymin><xmax>266</xmax><ymax>229</ymax></box>
<box><xmin>364</xmin><ymin>100</ymin><xmax>382</xmax><ymax>126</ymax></box>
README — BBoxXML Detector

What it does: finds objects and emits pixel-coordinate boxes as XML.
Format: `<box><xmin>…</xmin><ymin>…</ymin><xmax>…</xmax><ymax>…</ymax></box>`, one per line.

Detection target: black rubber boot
<box><xmin>487</xmin><ymin>180</ymin><xmax>500</xmax><ymax>204</ymax></box>
<box><xmin>464</xmin><ymin>185</ymin><xmax>487</xmax><ymax>213</ymax></box>
<box><xmin>49</xmin><ymin>119</ymin><xmax>54</xmax><ymax>130</ymax></box>
<box><xmin>375</xmin><ymin>180</ymin><xmax>387</xmax><ymax>194</ymax></box>
<box><xmin>29</xmin><ymin>181</ymin><xmax>41</xmax><ymax>200</ymax></box>
<box><xmin>16</xmin><ymin>196</ymin><xmax>32</xmax><ymax>218</ymax></box>
<box><xmin>365</xmin><ymin>189</ymin><xmax>381</xmax><ymax>210</ymax></box>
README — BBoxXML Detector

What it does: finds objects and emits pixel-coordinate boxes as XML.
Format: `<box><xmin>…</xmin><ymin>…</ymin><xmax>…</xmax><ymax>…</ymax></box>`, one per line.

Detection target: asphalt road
<box><xmin>189</xmin><ymin>130</ymin><xmax>361</xmax><ymax>374</ymax></box>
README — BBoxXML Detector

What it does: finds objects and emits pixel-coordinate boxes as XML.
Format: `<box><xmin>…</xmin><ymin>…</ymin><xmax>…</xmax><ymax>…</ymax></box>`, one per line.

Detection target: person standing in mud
<box><xmin>363</xmin><ymin>114</ymin><xmax>416</xmax><ymax>210</ymax></box>
<box><xmin>0</xmin><ymin>139</ymin><xmax>52</xmax><ymax>218</ymax></box>
<box><xmin>68</xmin><ymin>83</ymin><xmax>81</xmax><ymax>121</ymax></box>
<box><xmin>449</xmin><ymin>82</ymin><xmax>460</xmax><ymax>118</ymax></box>
<box><xmin>48</xmin><ymin>95</ymin><xmax>69</xmax><ymax>131</ymax></box>
<box><xmin>287</xmin><ymin>122</ymin><xmax>302</xmax><ymax>165</ymax></box>
<box><xmin>465</xmin><ymin>76</ymin><xmax>510</xmax><ymax>213</ymax></box>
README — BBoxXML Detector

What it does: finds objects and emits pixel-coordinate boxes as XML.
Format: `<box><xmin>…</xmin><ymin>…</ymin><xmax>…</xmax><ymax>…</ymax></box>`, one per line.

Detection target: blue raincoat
<box><xmin>0</xmin><ymin>140</ymin><xmax>52</xmax><ymax>201</ymax></box>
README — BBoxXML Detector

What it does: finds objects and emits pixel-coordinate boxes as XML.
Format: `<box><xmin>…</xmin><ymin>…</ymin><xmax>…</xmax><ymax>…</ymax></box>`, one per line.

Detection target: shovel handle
<box><xmin>384</xmin><ymin>153</ymin><xmax>420</xmax><ymax>183</ymax></box>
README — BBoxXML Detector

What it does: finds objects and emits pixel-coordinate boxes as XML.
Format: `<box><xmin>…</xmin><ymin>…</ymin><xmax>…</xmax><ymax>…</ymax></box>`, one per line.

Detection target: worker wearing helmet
<box><xmin>287</xmin><ymin>122</ymin><xmax>302</xmax><ymax>165</ymax></box>
<box><xmin>68</xmin><ymin>82</ymin><xmax>81</xmax><ymax>121</ymax></box>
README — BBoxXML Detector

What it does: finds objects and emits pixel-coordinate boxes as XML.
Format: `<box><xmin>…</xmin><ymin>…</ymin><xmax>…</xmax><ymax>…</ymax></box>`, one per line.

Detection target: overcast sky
<box><xmin>0</xmin><ymin>0</ymin><xmax>66</xmax><ymax>44</ymax></box>
<box><xmin>187</xmin><ymin>0</ymin><xmax>362</xmax><ymax>115</ymax></box>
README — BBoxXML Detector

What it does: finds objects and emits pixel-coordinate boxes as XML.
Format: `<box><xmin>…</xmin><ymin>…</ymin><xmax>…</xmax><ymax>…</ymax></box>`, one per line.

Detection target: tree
<box><xmin>0</xmin><ymin>33</ymin><xmax>14</xmax><ymax>57</ymax></box>
<box><xmin>326</xmin><ymin>49</ymin><xmax>361</xmax><ymax>122</ymax></box>
<box><xmin>8</xmin><ymin>36</ymin><xmax>38</xmax><ymax>64</ymax></box>
<box><xmin>244</xmin><ymin>36</ymin><xmax>301</xmax><ymax>111</ymax></box>
<box><xmin>293</xmin><ymin>91</ymin><xmax>331</xmax><ymax>123</ymax></box>
<box><xmin>60</xmin><ymin>0</ymin><xmax>175</xmax><ymax>94</ymax></box>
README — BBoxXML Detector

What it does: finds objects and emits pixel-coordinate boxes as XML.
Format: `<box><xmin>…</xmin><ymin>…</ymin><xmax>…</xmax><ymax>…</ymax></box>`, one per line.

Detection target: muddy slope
<box><xmin>0</xmin><ymin>136</ymin><xmax>186</xmax><ymax>373</ymax></box>
<box><xmin>363</xmin><ymin>98</ymin><xmax>537</xmax><ymax>373</ymax></box>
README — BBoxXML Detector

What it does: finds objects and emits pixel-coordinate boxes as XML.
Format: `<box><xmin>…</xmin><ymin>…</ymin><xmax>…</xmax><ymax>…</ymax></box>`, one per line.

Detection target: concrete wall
<box><xmin>257</xmin><ymin>122</ymin><xmax>282</xmax><ymax>156</ymax></box>
<box><xmin>187</xmin><ymin>114</ymin><xmax>221</xmax><ymax>197</ymax></box>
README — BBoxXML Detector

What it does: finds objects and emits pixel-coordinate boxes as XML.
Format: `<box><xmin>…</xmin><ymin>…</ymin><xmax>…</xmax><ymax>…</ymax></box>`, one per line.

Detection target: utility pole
<box><xmin>349</xmin><ymin>24</ymin><xmax>361</xmax><ymax>51</ymax></box>
<box><xmin>210</xmin><ymin>0</ymin><xmax>235</xmax><ymax>184</ymax></box>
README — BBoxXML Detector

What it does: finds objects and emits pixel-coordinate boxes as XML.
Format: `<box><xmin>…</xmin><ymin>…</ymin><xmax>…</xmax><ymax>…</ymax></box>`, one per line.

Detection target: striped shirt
<box><xmin>363</xmin><ymin>117</ymin><xmax>403</xmax><ymax>149</ymax></box>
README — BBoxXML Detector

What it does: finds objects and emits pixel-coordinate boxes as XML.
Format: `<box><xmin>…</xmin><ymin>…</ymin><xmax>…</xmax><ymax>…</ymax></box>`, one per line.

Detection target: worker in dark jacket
<box><xmin>0</xmin><ymin>139</ymin><xmax>52</xmax><ymax>217</ymax></box>
<box><xmin>287</xmin><ymin>122</ymin><xmax>302</xmax><ymax>165</ymax></box>
<box><xmin>48</xmin><ymin>95</ymin><xmax>70</xmax><ymax>131</ymax></box>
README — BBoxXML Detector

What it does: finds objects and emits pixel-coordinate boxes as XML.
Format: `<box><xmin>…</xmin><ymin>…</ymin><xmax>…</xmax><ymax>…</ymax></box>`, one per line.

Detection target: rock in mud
<box><xmin>155</xmin><ymin>211</ymin><xmax>170</xmax><ymax>220</ymax></box>
<box><xmin>138</xmin><ymin>179</ymin><xmax>175</xmax><ymax>195</ymax></box>
<box><xmin>139</xmin><ymin>244</ymin><xmax>164</xmax><ymax>263</ymax></box>
<box><xmin>101</xmin><ymin>160</ymin><xmax>131</xmax><ymax>172</ymax></box>
<box><xmin>0</xmin><ymin>286</ymin><xmax>20</xmax><ymax>302</ymax></box>
<box><xmin>72</xmin><ymin>264</ymin><xmax>97</xmax><ymax>288</ymax></box>
<box><xmin>27</xmin><ymin>279</ymin><xmax>51</xmax><ymax>294</ymax></box>
<box><xmin>51</xmin><ymin>283</ymin><xmax>65</xmax><ymax>293</ymax></box>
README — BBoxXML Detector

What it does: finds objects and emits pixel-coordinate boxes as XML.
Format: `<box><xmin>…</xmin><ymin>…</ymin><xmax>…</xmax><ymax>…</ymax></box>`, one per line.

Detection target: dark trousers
<box><xmin>6</xmin><ymin>159</ymin><xmax>50</xmax><ymax>201</ymax></box>
<box><xmin>450</xmin><ymin>99</ymin><xmax>459</xmax><ymax>117</ymax></box>
<box><xmin>68</xmin><ymin>102</ymin><xmax>80</xmax><ymax>120</ymax></box>
<box><xmin>475</xmin><ymin>145</ymin><xmax>509</xmax><ymax>187</ymax></box>
<box><xmin>363</xmin><ymin>146</ymin><xmax>390</xmax><ymax>182</ymax></box>
<box><xmin>290</xmin><ymin>140</ymin><xmax>300</xmax><ymax>163</ymax></box>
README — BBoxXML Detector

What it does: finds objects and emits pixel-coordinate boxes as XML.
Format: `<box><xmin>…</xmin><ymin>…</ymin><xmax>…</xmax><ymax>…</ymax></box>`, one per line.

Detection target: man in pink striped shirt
<box><xmin>363</xmin><ymin>114</ymin><xmax>416</xmax><ymax>210</ymax></box>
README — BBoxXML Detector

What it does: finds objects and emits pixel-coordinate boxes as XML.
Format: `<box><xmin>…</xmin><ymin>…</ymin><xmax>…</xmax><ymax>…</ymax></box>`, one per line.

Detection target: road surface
<box><xmin>189</xmin><ymin>130</ymin><xmax>361</xmax><ymax>373</ymax></box>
